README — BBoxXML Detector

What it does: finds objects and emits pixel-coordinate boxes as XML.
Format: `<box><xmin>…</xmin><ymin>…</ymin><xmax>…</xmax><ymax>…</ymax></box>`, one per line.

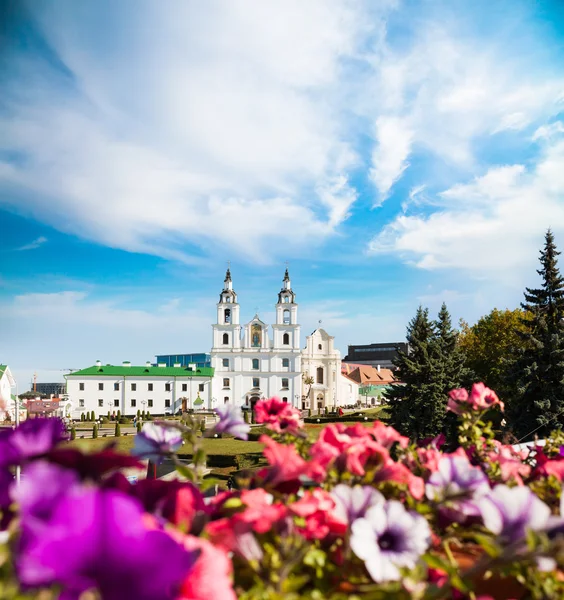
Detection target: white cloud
<box><xmin>368</xmin><ymin>140</ymin><xmax>564</xmax><ymax>281</ymax></box>
<box><xmin>0</xmin><ymin>0</ymin><xmax>391</xmax><ymax>262</ymax></box>
<box><xmin>533</xmin><ymin>121</ymin><xmax>564</xmax><ymax>141</ymax></box>
<box><xmin>17</xmin><ymin>236</ymin><xmax>47</xmax><ymax>251</ymax></box>
<box><xmin>369</xmin><ymin>116</ymin><xmax>413</xmax><ymax>203</ymax></box>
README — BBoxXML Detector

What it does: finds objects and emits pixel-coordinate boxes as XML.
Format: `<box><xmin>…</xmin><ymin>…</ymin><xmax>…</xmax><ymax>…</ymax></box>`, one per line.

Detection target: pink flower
<box><xmin>174</xmin><ymin>533</ymin><xmax>236</xmax><ymax>600</ymax></box>
<box><xmin>469</xmin><ymin>383</ymin><xmax>504</xmax><ymax>412</ymax></box>
<box><xmin>373</xmin><ymin>458</ymin><xmax>425</xmax><ymax>499</ymax></box>
<box><xmin>371</xmin><ymin>421</ymin><xmax>409</xmax><ymax>449</ymax></box>
<box><xmin>237</xmin><ymin>489</ymin><xmax>287</xmax><ymax>534</ymax></box>
<box><xmin>447</xmin><ymin>383</ymin><xmax>504</xmax><ymax>414</ymax></box>
<box><xmin>310</xmin><ymin>424</ymin><xmax>389</xmax><ymax>477</ymax></box>
<box><xmin>289</xmin><ymin>489</ymin><xmax>347</xmax><ymax>540</ymax></box>
<box><xmin>254</xmin><ymin>397</ymin><xmax>303</xmax><ymax>434</ymax></box>
<box><xmin>259</xmin><ymin>435</ymin><xmax>309</xmax><ymax>486</ymax></box>
<box><xmin>488</xmin><ymin>442</ymin><xmax>531</xmax><ymax>485</ymax></box>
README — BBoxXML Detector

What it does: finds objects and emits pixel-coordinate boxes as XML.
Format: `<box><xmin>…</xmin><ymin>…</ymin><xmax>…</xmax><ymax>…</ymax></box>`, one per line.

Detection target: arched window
<box><xmin>222</xmin><ymin>333</ymin><xmax>229</xmax><ymax>345</ymax></box>
<box><xmin>318</xmin><ymin>344</ymin><xmax>322</xmax><ymax>350</ymax></box>
<box><xmin>224</xmin><ymin>396</ymin><xmax>229</xmax><ymax>403</ymax></box>
<box><xmin>283</xmin><ymin>333</ymin><xmax>290</xmax><ymax>345</ymax></box>
<box><xmin>283</xmin><ymin>309</ymin><xmax>290</xmax><ymax>324</ymax></box>
<box><xmin>224</xmin><ymin>308</ymin><xmax>231</xmax><ymax>324</ymax></box>
<box><xmin>316</xmin><ymin>367</ymin><xmax>324</xmax><ymax>384</ymax></box>
<box><xmin>252</xmin><ymin>358</ymin><xmax>259</xmax><ymax>370</ymax></box>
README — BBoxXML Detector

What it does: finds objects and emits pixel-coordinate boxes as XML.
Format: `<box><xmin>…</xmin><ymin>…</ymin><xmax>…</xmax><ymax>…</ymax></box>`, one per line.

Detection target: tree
<box><xmin>92</xmin><ymin>423</ymin><xmax>98</xmax><ymax>439</ymax></box>
<box><xmin>458</xmin><ymin>308</ymin><xmax>529</xmax><ymax>395</ymax></box>
<box><xmin>70</xmin><ymin>427</ymin><xmax>76</xmax><ymax>441</ymax></box>
<box><xmin>506</xmin><ymin>230</ymin><xmax>564</xmax><ymax>440</ymax></box>
<box><xmin>303</xmin><ymin>374</ymin><xmax>314</xmax><ymax>408</ymax></box>
<box><xmin>114</xmin><ymin>422</ymin><xmax>121</xmax><ymax>437</ymax></box>
<box><xmin>80</xmin><ymin>413</ymin><xmax>85</xmax><ymax>422</ymax></box>
<box><xmin>385</xmin><ymin>306</ymin><xmax>437</xmax><ymax>440</ymax></box>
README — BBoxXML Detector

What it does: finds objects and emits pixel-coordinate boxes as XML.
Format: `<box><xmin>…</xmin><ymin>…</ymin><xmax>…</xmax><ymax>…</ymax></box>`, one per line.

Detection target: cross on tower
<box><xmin>227</xmin><ymin>260</ymin><xmax>231</xmax><ymax>269</ymax></box>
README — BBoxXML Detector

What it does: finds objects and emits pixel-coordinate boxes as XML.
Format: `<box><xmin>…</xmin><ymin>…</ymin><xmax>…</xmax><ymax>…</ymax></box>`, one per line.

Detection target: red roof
<box><xmin>28</xmin><ymin>399</ymin><xmax>60</xmax><ymax>414</ymax></box>
<box><xmin>345</xmin><ymin>365</ymin><xmax>397</xmax><ymax>385</ymax></box>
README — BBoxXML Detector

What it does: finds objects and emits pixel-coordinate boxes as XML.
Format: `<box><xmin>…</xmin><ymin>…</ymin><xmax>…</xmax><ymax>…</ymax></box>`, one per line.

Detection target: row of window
<box><xmin>80</xmin><ymin>382</ymin><xmax>205</xmax><ymax>392</ymax></box>
<box><xmin>221</xmin><ymin>333</ymin><xmax>291</xmax><ymax>345</ymax></box>
<box><xmin>222</xmin><ymin>378</ymin><xmax>290</xmax><ymax>390</ymax></box>
<box><xmin>221</xmin><ymin>358</ymin><xmax>290</xmax><ymax>369</ymax></box>
<box><xmin>82</xmin><ymin>399</ymin><xmax>171</xmax><ymax>408</ymax></box>
<box><xmin>222</xmin><ymin>308</ymin><xmax>293</xmax><ymax>324</ymax></box>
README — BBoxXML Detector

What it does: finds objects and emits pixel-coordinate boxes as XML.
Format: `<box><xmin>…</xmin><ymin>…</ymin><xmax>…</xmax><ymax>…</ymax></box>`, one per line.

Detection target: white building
<box><xmin>0</xmin><ymin>364</ymin><xmax>26</xmax><ymax>422</ymax></box>
<box><xmin>211</xmin><ymin>269</ymin><xmax>302</xmax><ymax>410</ymax></box>
<box><xmin>65</xmin><ymin>361</ymin><xmax>214</xmax><ymax>419</ymax></box>
<box><xmin>301</xmin><ymin>329</ymin><xmax>359</xmax><ymax>410</ymax></box>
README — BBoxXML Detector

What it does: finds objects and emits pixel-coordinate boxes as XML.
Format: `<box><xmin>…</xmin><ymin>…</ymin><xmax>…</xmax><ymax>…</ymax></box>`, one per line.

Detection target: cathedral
<box><xmin>210</xmin><ymin>269</ymin><xmax>302</xmax><ymax>410</ymax></box>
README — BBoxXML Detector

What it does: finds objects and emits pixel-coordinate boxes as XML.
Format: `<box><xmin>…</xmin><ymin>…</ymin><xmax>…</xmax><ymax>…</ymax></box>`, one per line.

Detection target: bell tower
<box><xmin>273</xmin><ymin>268</ymin><xmax>300</xmax><ymax>349</ymax></box>
<box><xmin>213</xmin><ymin>268</ymin><xmax>241</xmax><ymax>350</ymax></box>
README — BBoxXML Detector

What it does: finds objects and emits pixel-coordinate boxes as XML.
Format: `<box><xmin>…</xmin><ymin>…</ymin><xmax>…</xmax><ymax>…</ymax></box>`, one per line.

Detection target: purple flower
<box><xmin>478</xmin><ymin>484</ymin><xmax>551</xmax><ymax>544</ymax></box>
<box><xmin>17</xmin><ymin>487</ymin><xmax>197</xmax><ymax>600</ymax></box>
<box><xmin>132</xmin><ymin>423</ymin><xmax>183</xmax><ymax>464</ymax></box>
<box><xmin>426</xmin><ymin>455</ymin><xmax>490</xmax><ymax>522</ymax></box>
<box><xmin>11</xmin><ymin>461</ymin><xmax>79</xmax><ymax>523</ymax></box>
<box><xmin>214</xmin><ymin>404</ymin><xmax>250</xmax><ymax>440</ymax></box>
<box><xmin>331</xmin><ymin>484</ymin><xmax>384</xmax><ymax>524</ymax></box>
<box><xmin>7</xmin><ymin>418</ymin><xmax>67</xmax><ymax>464</ymax></box>
<box><xmin>350</xmin><ymin>500</ymin><xmax>430</xmax><ymax>582</ymax></box>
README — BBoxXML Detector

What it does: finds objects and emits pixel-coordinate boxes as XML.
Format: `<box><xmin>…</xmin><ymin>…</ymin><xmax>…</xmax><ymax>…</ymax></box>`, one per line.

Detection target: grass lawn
<box><xmin>67</xmin><ymin>435</ymin><xmax>263</xmax><ymax>456</ymax></box>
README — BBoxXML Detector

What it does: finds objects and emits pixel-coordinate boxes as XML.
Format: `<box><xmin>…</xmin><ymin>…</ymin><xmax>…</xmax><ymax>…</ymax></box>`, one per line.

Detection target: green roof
<box><xmin>0</xmin><ymin>365</ymin><xmax>7</xmax><ymax>378</ymax></box>
<box><xmin>66</xmin><ymin>364</ymin><xmax>214</xmax><ymax>378</ymax></box>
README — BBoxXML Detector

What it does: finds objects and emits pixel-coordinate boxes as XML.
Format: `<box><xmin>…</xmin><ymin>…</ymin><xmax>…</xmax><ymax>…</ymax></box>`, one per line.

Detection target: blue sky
<box><xmin>2</xmin><ymin>0</ymin><xmax>564</xmax><ymax>390</ymax></box>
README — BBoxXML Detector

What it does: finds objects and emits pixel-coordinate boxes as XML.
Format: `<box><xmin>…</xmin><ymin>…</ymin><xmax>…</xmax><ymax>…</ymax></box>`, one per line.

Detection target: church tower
<box><xmin>212</xmin><ymin>268</ymin><xmax>241</xmax><ymax>350</ymax></box>
<box><xmin>273</xmin><ymin>269</ymin><xmax>299</xmax><ymax>349</ymax></box>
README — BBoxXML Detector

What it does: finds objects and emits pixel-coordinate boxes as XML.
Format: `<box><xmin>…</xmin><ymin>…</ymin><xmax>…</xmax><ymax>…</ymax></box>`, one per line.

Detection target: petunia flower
<box><xmin>214</xmin><ymin>404</ymin><xmax>250</xmax><ymax>440</ymax></box>
<box><xmin>330</xmin><ymin>484</ymin><xmax>384</xmax><ymax>525</ymax></box>
<box><xmin>132</xmin><ymin>423</ymin><xmax>183</xmax><ymax>464</ymax></box>
<box><xmin>478</xmin><ymin>484</ymin><xmax>551</xmax><ymax>544</ymax></box>
<box><xmin>425</xmin><ymin>455</ymin><xmax>490</xmax><ymax>523</ymax></box>
<box><xmin>16</xmin><ymin>487</ymin><xmax>197</xmax><ymax>600</ymax></box>
<box><xmin>254</xmin><ymin>397</ymin><xmax>303</xmax><ymax>434</ymax></box>
<box><xmin>258</xmin><ymin>435</ymin><xmax>310</xmax><ymax>487</ymax></box>
<box><xmin>447</xmin><ymin>383</ymin><xmax>504</xmax><ymax>415</ymax></box>
<box><xmin>1</xmin><ymin>418</ymin><xmax>67</xmax><ymax>466</ymax></box>
<box><xmin>289</xmin><ymin>489</ymin><xmax>347</xmax><ymax>540</ymax></box>
<box><xmin>350</xmin><ymin>500</ymin><xmax>430</xmax><ymax>582</ymax></box>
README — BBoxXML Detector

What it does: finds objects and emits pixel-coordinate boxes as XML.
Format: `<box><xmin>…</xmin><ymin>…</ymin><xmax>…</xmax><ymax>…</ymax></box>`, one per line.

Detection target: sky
<box><xmin>1</xmin><ymin>0</ymin><xmax>564</xmax><ymax>390</ymax></box>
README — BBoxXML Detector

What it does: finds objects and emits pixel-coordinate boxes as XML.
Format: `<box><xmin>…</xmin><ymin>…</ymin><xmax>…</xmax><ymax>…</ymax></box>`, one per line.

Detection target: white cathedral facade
<box><xmin>210</xmin><ymin>269</ymin><xmax>302</xmax><ymax>410</ymax></box>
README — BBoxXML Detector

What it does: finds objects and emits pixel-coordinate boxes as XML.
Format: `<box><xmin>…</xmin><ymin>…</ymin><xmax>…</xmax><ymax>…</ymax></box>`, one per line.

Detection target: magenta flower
<box><xmin>17</xmin><ymin>487</ymin><xmax>197</xmax><ymax>600</ymax></box>
<box><xmin>1</xmin><ymin>419</ymin><xmax>67</xmax><ymax>466</ymax></box>
<box><xmin>331</xmin><ymin>484</ymin><xmax>384</xmax><ymax>525</ymax></box>
<box><xmin>350</xmin><ymin>500</ymin><xmax>430</xmax><ymax>582</ymax></box>
<box><xmin>132</xmin><ymin>423</ymin><xmax>183</xmax><ymax>464</ymax></box>
<box><xmin>425</xmin><ymin>455</ymin><xmax>490</xmax><ymax>523</ymax></box>
<box><xmin>214</xmin><ymin>404</ymin><xmax>250</xmax><ymax>440</ymax></box>
<box><xmin>11</xmin><ymin>461</ymin><xmax>79</xmax><ymax>523</ymax></box>
<box><xmin>478</xmin><ymin>484</ymin><xmax>551</xmax><ymax>544</ymax></box>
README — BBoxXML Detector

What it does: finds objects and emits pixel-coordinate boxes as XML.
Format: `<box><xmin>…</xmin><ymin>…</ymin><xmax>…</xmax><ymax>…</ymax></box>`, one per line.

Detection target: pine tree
<box><xmin>507</xmin><ymin>230</ymin><xmax>564</xmax><ymax>440</ymax></box>
<box><xmin>385</xmin><ymin>306</ymin><xmax>437</xmax><ymax>440</ymax></box>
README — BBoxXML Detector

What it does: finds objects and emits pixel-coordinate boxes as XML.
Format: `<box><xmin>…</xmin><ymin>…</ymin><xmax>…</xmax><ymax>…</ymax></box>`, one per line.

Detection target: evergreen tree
<box><xmin>114</xmin><ymin>422</ymin><xmax>121</xmax><ymax>437</ymax></box>
<box><xmin>92</xmin><ymin>423</ymin><xmax>98</xmax><ymax>439</ymax></box>
<box><xmin>385</xmin><ymin>306</ymin><xmax>437</xmax><ymax>440</ymax></box>
<box><xmin>507</xmin><ymin>230</ymin><xmax>564</xmax><ymax>440</ymax></box>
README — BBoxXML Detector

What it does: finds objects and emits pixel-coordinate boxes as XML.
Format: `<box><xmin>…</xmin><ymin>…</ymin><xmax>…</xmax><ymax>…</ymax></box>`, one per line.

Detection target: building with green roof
<box><xmin>65</xmin><ymin>361</ymin><xmax>215</xmax><ymax>419</ymax></box>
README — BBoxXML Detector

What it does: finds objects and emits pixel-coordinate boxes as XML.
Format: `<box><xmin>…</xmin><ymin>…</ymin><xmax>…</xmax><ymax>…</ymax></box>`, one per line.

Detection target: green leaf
<box><xmin>422</xmin><ymin>553</ymin><xmax>455</xmax><ymax>574</ymax></box>
<box><xmin>175</xmin><ymin>463</ymin><xmax>196</xmax><ymax>481</ymax></box>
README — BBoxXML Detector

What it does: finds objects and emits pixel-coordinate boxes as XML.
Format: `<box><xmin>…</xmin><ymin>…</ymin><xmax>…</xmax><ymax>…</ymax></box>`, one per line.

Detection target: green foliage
<box><xmin>117</xmin><ymin>410</ymin><xmax>121</xmax><ymax>419</ymax></box>
<box><xmin>92</xmin><ymin>423</ymin><xmax>98</xmax><ymax>439</ymax></box>
<box><xmin>80</xmin><ymin>413</ymin><xmax>85</xmax><ymax>422</ymax></box>
<box><xmin>114</xmin><ymin>422</ymin><xmax>121</xmax><ymax>437</ymax></box>
<box><xmin>146</xmin><ymin>411</ymin><xmax>151</xmax><ymax>421</ymax></box>
<box><xmin>458</xmin><ymin>308</ymin><xmax>529</xmax><ymax>394</ymax></box>
<box><xmin>137</xmin><ymin>409</ymin><xmax>141</xmax><ymax>417</ymax></box>
<box><xmin>308</xmin><ymin>408</ymin><xmax>312</xmax><ymax>417</ymax></box>
<box><xmin>136</xmin><ymin>421</ymin><xmax>142</xmax><ymax>433</ymax></box>
<box><xmin>386</xmin><ymin>304</ymin><xmax>467</xmax><ymax>443</ymax></box>
<box><xmin>243</xmin><ymin>409</ymin><xmax>249</xmax><ymax>424</ymax></box>
<box><xmin>507</xmin><ymin>230</ymin><xmax>564</xmax><ymax>440</ymax></box>
<box><xmin>107</xmin><ymin>410</ymin><xmax>111</xmax><ymax>419</ymax></box>
<box><xmin>70</xmin><ymin>427</ymin><xmax>76</xmax><ymax>441</ymax></box>
<box><xmin>142</xmin><ymin>410</ymin><xmax>146</xmax><ymax>419</ymax></box>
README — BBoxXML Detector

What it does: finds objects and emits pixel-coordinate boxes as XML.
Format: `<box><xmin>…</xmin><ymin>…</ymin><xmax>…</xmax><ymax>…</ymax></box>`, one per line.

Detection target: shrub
<box><xmin>70</xmin><ymin>427</ymin><xmax>76</xmax><ymax>441</ymax></box>
<box><xmin>117</xmin><ymin>410</ymin><xmax>121</xmax><ymax>420</ymax></box>
<box><xmin>137</xmin><ymin>409</ymin><xmax>141</xmax><ymax>417</ymax></box>
<box><xmin>92</xmin><ymin>424</ymin><xmax>98</xmax><ymax>439</ymax></box>
<box><xmin>142</xmin><ymin>410</ymin><xmax>146</xmax><ymax>419</ymax></box>
<box><xmin>107</xmin><ymin>411</ymin><xmax>111</xmax><ymax>420</ymax></box>
<box><xmin>200</xmin><ymin>419</ymin><xmax>206</xmax><ymax>434</ymax></box>
<box><xmin>118</xmin><ymin>417</ymin><xmax>129</xmax><ymax>424</ymax></box>
<box><xmin>308</xmin><ymin>408</ymin><xmax>311</xmax><ymax>417</ymax></box>
<box><xmin>146</xmin><ymin>411</ymin><xmax>151</xmax><ymax>421</ymax></box>
<box><xmin>80</xmin><ymin>413</ymin><xmax>85</xmax><ymax>422</ymax></box>
<box><xmin>136</xmin><ymin>421</ymin><xmax>142</xmax><ymax>433</ymax></box>
<box><xmin>243</xmin><ymin>410</ymin><xmax>249</xmax><ymax>424</ymax></box>
<box><xmin>114</xmin><ymin>423</ymin><xmax>121</xmax><ymax>437</ymax></box>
